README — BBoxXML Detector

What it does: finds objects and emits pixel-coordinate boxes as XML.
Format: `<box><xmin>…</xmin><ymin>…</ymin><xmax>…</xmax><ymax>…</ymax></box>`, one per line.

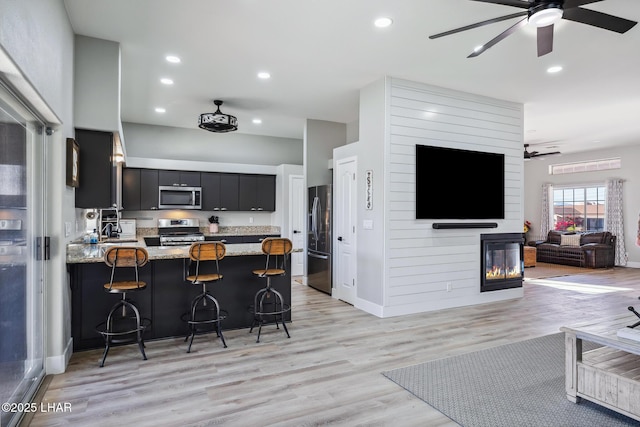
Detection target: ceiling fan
<box><xmin>429</xmin><ymin>0</ymin><xmax>638</xmax><ymax>57</ymax></box>
<box><xmin>524</xmin><ymin>143</ymin><xmax>560</xmax><ymax>159</ymax></box>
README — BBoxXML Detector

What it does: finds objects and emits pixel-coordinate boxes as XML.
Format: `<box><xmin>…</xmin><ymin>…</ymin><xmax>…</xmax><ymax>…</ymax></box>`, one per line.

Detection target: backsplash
<box><xmin>121</xmin><ymin>209</ymin><xmax>273</xmax><ymax>228</ymax></box>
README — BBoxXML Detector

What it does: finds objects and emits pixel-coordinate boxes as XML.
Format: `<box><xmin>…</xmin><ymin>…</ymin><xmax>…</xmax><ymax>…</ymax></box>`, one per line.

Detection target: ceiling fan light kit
<box><xmin>198</xmin><ymin>99</ymin><xmax>238</xmax><ymax>133</ymax></box>
<box><xmin>528</xmin><ymin>5</ymin><xmax>563</xmax><ymax>27</ymax></box>
<box><xmin>429</xmin><ymin>0</ymin><xmax>637</xmax><ymax>58</ymax></box>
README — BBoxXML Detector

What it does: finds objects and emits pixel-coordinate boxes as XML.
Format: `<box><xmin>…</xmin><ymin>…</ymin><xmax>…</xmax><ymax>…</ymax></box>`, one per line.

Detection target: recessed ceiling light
<box><xmin>165</xmin><ymin>55</ymin><xmax>181</xmax><ymax>63</ymax></box>
<box><xmin>155</xmin><ymin>107</ymin><xmax>166</xmax><ymax>113</ymax></box>
<box><xmin>374</xmin><ymin>17</ymin><xmax>393</xmax><ymax>28</ymax></box>
<box><xmin>160</xmin><ymin>78</ymin><xmax>174</xmax><ymax>85</ymax></box>
<box><xmin>257</xmin><ymin>72</ymin><xmax>271</xmax><ymax>79</ymax></box>
<box><xmin>547</xmin><ymin>65</ymin><xmax>563</xmax><ymax>73</ymax></box>
<box><xmin>252</xmin><ymin>118</ymin><xmax>262</xmax><ymax>124</ymax></box>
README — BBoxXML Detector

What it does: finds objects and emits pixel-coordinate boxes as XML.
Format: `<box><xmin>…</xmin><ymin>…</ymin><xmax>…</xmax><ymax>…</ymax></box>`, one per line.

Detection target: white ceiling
<box><xmin>63</xmin><ymin>0</ymin><xmax>640</xmax><ymax>156</ymax></box>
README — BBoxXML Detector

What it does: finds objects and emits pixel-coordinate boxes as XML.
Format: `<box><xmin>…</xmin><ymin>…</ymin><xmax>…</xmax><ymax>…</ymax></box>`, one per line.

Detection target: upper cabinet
<box><xmin>75</xmin><ymin>129</ymin><xmax>116</xmax><ymax>209</ymax></box>
<box><xmin>238</xmin><ymin>174</ymin><xmax>276</xmax><ymax>211</ymax></box>
<box><xmin>123</xmin><ymin>168</ymin><xmax>159</xmax><ymax>210</ymax></box>
<box><xmin>201</xmin><ymin>172</ymin><xmax>239</xmax><ymax>211</ymax></box>
<box><xmin>123</xmin><ymin>168</ymin><xmax>275</xmax><ymax>212</ymax></box>
<box><xmin>159</xmin><ymin>170</ymin><xmax>200</xmax><ymax>187</ymax></box>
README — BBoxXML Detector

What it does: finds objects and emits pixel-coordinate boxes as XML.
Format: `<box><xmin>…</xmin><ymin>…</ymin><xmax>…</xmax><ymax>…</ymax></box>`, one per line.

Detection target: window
<box><xmin>552</xmin><ymin>185</ymin><xmax>606</xmax><ymax>232</ymax></box>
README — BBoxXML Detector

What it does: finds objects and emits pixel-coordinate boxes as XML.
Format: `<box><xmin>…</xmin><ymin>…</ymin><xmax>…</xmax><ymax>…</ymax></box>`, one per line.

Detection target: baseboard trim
<box><xmin>46</xmin><ymin>337</ymin><xmax>73</xmax><ymax>374</ymax></box>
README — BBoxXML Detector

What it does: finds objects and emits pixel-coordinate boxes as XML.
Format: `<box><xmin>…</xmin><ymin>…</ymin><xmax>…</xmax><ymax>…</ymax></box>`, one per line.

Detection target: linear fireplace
<box><xmin>481</xmin><ymin>233</ymin><xmax>524</xmax><ymax>292</ymax></box>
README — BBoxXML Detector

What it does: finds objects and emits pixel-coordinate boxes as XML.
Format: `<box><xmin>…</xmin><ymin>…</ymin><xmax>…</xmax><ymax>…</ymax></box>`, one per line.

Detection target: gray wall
<box><xmin>123</xmin><ymin>122</ymin><xmax>302</xmax><ymax>165</ymax></box>
<box><xmin>304</xmin><ymin>119</ymin><xmax>346</xmax><ymax>187</ymax></box>
<box><xmin>74</xmin><ymin>36</ymin><xmax>121</xmax><ymax>133</ymax></box>
<box><xmin>524</xmin><ymin>145</ymin><xmax>640</xmax><ymax>267</ymax></box>
<box><xmin>356</xmin><ymin>78</ymin><xmax>386</xmax><ymax>307</ymax></box>
<box><xmin>0</xmin><ymin>0</ymin><xmax>76</xmax><ymax>373</ymax></box>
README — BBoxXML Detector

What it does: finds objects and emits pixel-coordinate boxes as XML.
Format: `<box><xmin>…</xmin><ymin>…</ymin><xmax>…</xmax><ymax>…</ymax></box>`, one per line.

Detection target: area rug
<box><xmin>382</xmin><ymin>333</ymin><xmax>638</xmax><ymax>427</ymax></box>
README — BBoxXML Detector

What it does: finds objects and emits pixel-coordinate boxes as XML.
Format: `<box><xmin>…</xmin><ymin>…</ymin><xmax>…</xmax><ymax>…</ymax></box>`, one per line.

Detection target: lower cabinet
<box><xmin>70</xmin><ymin>255</ymin><xmax>291</xmax><ymax>351</ymax></box>
<box><xmin>70</xmin><ymin>262</ymin><xmax>152</xmax><ymax>351</ymax></box>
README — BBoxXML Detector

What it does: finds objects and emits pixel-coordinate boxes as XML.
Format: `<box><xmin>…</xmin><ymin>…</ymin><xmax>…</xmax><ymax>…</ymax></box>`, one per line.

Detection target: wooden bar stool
<box><xmin>183</xmin><ymin>241</ymin><xmax>228</xmax><ymax>353</ymax></box>
<box><xmin>96</xmin><ymin>246</ymin><xmax>150</xmax><ymax>367</ymax></box>
<box><xmin>250</xmin><ymin>237</ymin><xmax>293</xmax><ymax>343</ymax></box>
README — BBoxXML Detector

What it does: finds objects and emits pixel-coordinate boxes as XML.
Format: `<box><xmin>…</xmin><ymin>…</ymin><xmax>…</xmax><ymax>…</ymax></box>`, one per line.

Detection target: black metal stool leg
<box><xmin>128</xmin><ymin>302</ymin><xmax>147</xmax><ymax>360</ymax></box>
<box><xmin>99</xmin><ymin>298</ymin><xmax>147</xmax><ymax>366</ymax></box>
<box><xmin>186</xmin><ymin>293</ymin><xmax>206</xmax><ymax>352</ymax></box>
<box><xmin>203</xmin><ymin>293</ymin><xmax>227</xmax><ymax>348</ymax></box>
<box><xmin>185</xmin><ymin>290</ymin><xmax>226</xmax><ymax>352</ymax></box>
<box><xmin>251</xmin><ymin>278</ymin><xmax>290</xmax><ymax>342</ymax></box>
<box><xmin>271</xmin><ymin>288</ymin><xmax>290</xmax><ymax>338</ymax></box>
<box><xmin>99</xmin><ymin>339</ymin><xmax>110</xmax><ymax>368</ymax></box>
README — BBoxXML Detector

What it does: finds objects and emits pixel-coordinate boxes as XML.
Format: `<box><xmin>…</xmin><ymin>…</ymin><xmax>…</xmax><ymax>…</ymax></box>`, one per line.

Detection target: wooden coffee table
<box><xmin>561</xmin><ymin>314</ymin><xmax>640</xmax><ymax>421</ymax></box>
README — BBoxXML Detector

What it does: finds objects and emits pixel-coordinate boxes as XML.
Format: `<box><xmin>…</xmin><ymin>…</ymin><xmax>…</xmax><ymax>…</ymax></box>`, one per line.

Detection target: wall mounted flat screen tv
<box><xmin>415</xmin><ymin>144</ymin><xmax>505</xmax><ymax>220</ymax></box>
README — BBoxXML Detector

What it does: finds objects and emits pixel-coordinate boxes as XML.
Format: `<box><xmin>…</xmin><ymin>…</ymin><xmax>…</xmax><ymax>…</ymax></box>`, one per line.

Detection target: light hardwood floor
<box><xmin>26</xmin><ymin>265</ymin><xmax>640</xmax><ymax>426</ymax></box>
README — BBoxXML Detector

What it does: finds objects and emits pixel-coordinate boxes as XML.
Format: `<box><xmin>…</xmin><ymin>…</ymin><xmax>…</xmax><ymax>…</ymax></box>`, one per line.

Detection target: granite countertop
<box><xmin>66</xmin><ymin>238</ymin><xmax>268</xmax><ymax>264</ymax></box>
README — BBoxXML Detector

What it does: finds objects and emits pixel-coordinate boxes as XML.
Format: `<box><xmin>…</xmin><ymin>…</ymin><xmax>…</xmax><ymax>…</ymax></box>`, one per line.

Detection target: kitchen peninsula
<box><xmin>67</xmin><ymin>232</ymin><xmax>292</xmax><ymax>351</ymax></box>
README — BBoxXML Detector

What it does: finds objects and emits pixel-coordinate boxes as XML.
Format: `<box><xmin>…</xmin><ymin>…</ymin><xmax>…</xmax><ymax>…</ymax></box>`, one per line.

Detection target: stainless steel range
<box><xmin>158</xmin><ymin>218</ymin><xmax>204</xmax><ymax>246</ymax></box>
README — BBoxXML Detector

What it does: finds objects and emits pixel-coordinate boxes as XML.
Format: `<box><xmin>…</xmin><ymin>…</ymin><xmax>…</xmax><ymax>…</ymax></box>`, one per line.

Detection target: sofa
<box><xmin>527</xmin><ymin>231</ymin><xmax>616</xmax><ymax>268</ymax></box>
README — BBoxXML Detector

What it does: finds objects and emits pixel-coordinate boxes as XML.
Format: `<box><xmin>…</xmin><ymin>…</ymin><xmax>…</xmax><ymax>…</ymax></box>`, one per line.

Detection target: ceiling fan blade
<box><xmin>470</xmin><ymin>0</ymin><xmax>531</xmax><ymax>8</ymax></box>
<box><xmin>563</xmin><ymin>0</ymin><xmax>604</xmax><ymax>8</ymax></box>
<box><xmin>533</xmin><ymin>151</ymin><xmax>561</xmax><ymax>158</ymax></box>
<box><xmin>468</xmin><ymin>17</ymin><xmax>528</xmax><ymax>57</ymax></box>
<box><xmin>429</xmin><ymin>12</ymin><xmax>526</xmax><ymax>39</ymax></box>
<box><xmin>563</xmin><ymin>7</ymin><xmax>638</xmax><ymax>33</ymax></box>
<box><xmin>537</xmin><ymin>24</ymin><xmax>554</xmax><ymax>56</ymax></box>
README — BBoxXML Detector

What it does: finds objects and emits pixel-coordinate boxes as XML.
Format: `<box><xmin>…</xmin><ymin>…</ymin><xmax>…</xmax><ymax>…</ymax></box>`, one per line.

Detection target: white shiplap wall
<box><xmin>384</xmin><ymin>78</ymin><xmax>524</xmax><ymax>315</ymax></box>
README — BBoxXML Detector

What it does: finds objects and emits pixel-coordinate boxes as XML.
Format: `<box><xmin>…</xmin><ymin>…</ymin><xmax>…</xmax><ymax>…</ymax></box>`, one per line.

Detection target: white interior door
<box><xmin>288</xmin><ymin>174</ymin><xmax>304</xmax><ymax>276</ymax></box>
<box><xmin>335</xmin><ymin>157</ymin><xmax>357</xmax><ymax>305</ymax></box>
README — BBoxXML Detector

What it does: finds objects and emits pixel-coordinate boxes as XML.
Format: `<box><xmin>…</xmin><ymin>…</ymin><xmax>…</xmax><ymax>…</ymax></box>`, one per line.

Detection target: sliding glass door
<box><xmin>0</xmin><ymin>82</ymin><xmax>46</xmax><ymax>427</ymax></box>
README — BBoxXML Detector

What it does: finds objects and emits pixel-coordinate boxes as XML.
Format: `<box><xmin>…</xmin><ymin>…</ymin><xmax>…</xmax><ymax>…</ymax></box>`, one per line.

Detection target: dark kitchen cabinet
<box><xmin>75</xmin><ymin>129</ymin><xmax>115</xmax><ymax>208</ymax></box>
<box><xmin>69</xmin><ymin>255</ymin><xmax>290</xmax><ymax>351</ymax></box>
<box><xmin>202</xmin><ymin>172</ymin><xmax>239</xmax><ymax>211</ymax></box>
<box><xmin>140</xmin><ymin>169</ymin><xmax>159</xmax><ymax>209</ymax></box>
<box><xmin>242</xmin><ymin>234</ymin><xmax>280</xmax><ymax>243</ymax></box>
<box><xmin>70</xmin><ymin>262</ymin><xmax>152</xmax><ymax>351</ymax></box>
<box><xmin>122</xmin><ymin>168</ymin><xmax>159</xmax><ymax>211</ymax></box>
<box><xmin>122</xmin><ymin>168</ymin><xmax>141</xmax><ymax>211</ymax></box>
<box><xmin>159</xmin><ymin>170</ymin><xmax>200</xmax><ymax>187</ymax></box>
<box><xmin>238</xmin><ymin>174</ymin><xmax>276</xmax><ymax>211</ymax></box>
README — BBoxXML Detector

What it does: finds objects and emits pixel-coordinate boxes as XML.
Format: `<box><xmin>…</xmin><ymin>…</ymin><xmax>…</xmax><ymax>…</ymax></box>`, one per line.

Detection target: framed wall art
<box><xmin>66</xmin><ymin>138</ymin><xmax>79</xmax><ymax>187</ymax></box>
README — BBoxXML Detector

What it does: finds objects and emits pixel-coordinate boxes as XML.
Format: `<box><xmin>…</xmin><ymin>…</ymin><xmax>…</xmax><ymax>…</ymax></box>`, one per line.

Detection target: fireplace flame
<box><xmin>486</xmin><ymin>265</ymin><xmax>521</xmax><ymax>280</ymax></box>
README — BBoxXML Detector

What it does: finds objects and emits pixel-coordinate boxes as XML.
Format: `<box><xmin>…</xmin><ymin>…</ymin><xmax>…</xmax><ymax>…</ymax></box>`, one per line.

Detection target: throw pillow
<box><xmin>560</xmin><ymin>234</ymin><xmax>581</xmax><ymax>247</ymax></box>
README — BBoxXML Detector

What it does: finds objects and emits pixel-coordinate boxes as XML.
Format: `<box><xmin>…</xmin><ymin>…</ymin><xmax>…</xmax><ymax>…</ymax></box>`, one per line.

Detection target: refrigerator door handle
<box><xmin>308</xmin><ymin>251</ymin><xmax>329</xmax><ymax>260</ymax></box>
<box><xmin>311</xmin><ymin>196</ymin><xmax>319</xmax><ymax>241</ymax></box>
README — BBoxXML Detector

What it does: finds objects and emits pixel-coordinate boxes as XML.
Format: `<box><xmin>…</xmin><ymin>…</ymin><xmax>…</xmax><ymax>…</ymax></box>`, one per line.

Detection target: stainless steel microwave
<box><xmin>158</xmin><ymin>186</ymin><xmax>202</xmax><ymax>210</ymax></box>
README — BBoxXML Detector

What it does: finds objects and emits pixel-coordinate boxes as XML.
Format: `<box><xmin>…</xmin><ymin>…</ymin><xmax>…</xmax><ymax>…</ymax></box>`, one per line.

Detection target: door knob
<box><xmin>337</xmin><ymin>236</ymin><xmax>343</xmax><ymax>241</ymax></box>
<box><xmin>293</xmin><ymin>230</ymin><xmax>300</xmax><ymax>234</ymax></box>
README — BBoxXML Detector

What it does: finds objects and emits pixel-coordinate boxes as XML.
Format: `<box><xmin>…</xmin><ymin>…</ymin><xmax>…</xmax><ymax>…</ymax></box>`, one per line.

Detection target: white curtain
<box><xmin>606</xmin><ymin>178</ymin><xmax>626</xmax><ymax>266</ymax></box>
<box><xmin>539</xmin><ymin>183</ymin><xmax>552</xmax><ymax>241</ymax></box>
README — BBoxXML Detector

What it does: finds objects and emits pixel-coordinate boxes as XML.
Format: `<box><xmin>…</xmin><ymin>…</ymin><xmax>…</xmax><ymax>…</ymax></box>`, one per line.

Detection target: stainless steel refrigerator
<box><xmin>307</xmin><ymin>185</ymin><xmax>332</xmax><ymax>294</ymax></box>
